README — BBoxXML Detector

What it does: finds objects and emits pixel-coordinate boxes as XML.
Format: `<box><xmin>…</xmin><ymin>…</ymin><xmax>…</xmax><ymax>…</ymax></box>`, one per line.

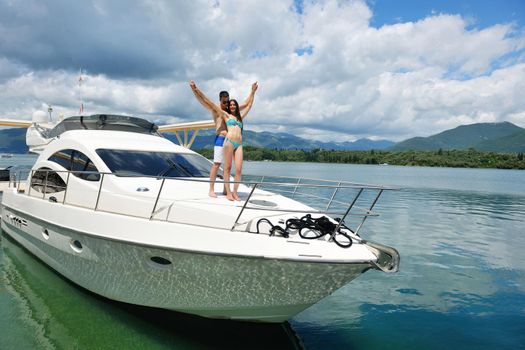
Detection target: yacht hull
<box><xmin>1</xmin><ymin>205</ymin><xmax>370</xmax><ymax>323</ymax></box>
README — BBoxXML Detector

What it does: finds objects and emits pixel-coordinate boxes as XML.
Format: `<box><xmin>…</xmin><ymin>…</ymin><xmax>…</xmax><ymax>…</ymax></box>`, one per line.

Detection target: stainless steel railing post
<box><xmin>42</xmin><ymin>170</ymin><xmax>49</xmax><ymax>199</ymax></box>
<box><xmin>291</xmin><ymin>178</ymin><xmax>301</xmax><ymax>199</ymax></box>
<box><xmin>325</xmin><ymin>181</ymin><xmax>341</xmax><ymax>211</ymax></box>
<box><xmin>150</xmin><ymin>177</ymin><xmax>166</xmax><ymax>220</ymax></box>
<box><xmin>355</xmin><ymin>189</ymin><xmax>383</xmax><ymax>235</ymax></box>
<box><xmin>330</xmin><ymin>188</ymin><xmax>364</xmax><ymax>240</ymax></box>
<box><xmin>27</xmin><ymin>171</ymin><xmax>32</xmax><ymax>196</ymax></box>
<box><xmin>231</xmin><ymin>183</ymin><xmax>257</xmax><ymax>231</ymax></box>
<box><xmin>94</xmin><ymin>173</ymin><xmax>105</xmax><ymax>211</ymax></box>
<box><xmin>62</xmin><ymin>171</ymin><xmax>71</xmax><ymax>204</ymax></box>
<box><xmin>17</xmin><ymin>171</ymin><xmax>22</xmax><ymax>192</ymax></box>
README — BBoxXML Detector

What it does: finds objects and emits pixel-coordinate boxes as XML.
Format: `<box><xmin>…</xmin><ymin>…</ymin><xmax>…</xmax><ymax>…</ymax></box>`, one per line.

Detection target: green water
<box><xmin>1</xmin><ymin>156</ymin><xmax>524</xmax><ymax>349</ymax></box>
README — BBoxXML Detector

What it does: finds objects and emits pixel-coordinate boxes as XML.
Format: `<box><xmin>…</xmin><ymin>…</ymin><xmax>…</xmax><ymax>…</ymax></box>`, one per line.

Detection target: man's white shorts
<box><xmin>213</xmin><ymin>135</ymin><xmax>226</xmax><ymax>163</ymax></box>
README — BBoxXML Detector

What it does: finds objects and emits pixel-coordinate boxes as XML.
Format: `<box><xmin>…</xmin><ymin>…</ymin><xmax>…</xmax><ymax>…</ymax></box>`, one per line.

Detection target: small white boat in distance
<box><xmin>1</xmin><ymin>153</ymin><xmax>13</xmax><ymax>158</ymax></box>
<box><xmin>1</xmin><ymin>114</ymin><xmax>399</xmax><ymax>322</ymax></box>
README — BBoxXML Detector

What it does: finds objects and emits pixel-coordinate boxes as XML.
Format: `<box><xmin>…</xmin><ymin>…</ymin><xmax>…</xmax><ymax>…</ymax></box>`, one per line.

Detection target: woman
<box><xmin>189</xmin><ymin>80</ymin><xmax>257</xmax><ymax>201</ymax></box>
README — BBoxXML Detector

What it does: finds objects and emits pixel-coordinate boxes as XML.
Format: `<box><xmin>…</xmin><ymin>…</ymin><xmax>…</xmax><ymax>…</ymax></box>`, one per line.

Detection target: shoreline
<box><xmin>2</xmin><ymin>150</ymin><xmax>525</xmax><ymax>170</ymax></box>
<box><xmin>196</xmin><ymin>147</ymin><xmax>525</xmax><ymax>170</ymax></box>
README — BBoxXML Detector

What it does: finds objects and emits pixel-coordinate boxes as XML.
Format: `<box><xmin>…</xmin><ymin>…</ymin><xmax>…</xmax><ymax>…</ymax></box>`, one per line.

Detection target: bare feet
<box><xmin>226</xmin><ymin>194</ymin><xmax>235</xmax><ymax>201</ymax></box>
<box><xmin>232</xmin><ymin>193</ymin><xmax>241</xmax><ymax>201</ymax></box>
<box><xmin>209</xmin><ymin>191</ymin><xmax>217</xmax><ymax>198</ymax></box>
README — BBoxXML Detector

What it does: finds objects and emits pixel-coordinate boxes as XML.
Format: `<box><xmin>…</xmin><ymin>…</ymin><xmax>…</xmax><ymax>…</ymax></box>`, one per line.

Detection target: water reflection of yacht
<box><xmin>0</xmin><ymin>113</ymin><xmax>399</xmax><ymax>322</ymax></box>
<box><xmin>0</xmin><ymin>232</ymin><xmax>304</xmax><ymax>349</ymax></box>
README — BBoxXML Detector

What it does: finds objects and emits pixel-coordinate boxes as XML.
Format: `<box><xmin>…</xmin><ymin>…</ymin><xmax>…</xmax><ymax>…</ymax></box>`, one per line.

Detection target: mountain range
<box><xmin>390</xmin><ymin>121</ymin><xmax>525</xmax><ymax>152</ymax></box>
<box><xmin>1</xmin><ymin>121</ymin><xmax>524</xmax><ymax>153</ymax></box>
<box><xmin>164</xmin><ymin>129</ymin><xmax>395</xmax><ymax>151</ymax></box>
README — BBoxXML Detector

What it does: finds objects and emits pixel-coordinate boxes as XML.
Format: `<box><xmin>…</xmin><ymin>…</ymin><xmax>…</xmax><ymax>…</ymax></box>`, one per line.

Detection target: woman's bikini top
<box><xmin>226</xmin><ymin>118</ymin><xmax>243</xmax><ymax>129</ymax></box>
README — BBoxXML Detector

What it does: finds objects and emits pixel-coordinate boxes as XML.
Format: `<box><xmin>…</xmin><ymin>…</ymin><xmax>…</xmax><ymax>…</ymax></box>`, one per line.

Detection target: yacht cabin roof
<box><xmin>52</xmin><ymin>129</ymin><xmax>191</xmax><ymax>154</ymax></box>
<box><xmin>47</xmin><ymin>114</ymin><xmax>159</xmax><ymax>139</ymax></box>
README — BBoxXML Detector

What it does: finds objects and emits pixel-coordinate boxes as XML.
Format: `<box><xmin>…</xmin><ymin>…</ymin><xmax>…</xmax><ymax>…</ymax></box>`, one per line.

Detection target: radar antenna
<box><xmin>47</xmin><ymin>105</ymin><xmax>53</xmax><ymax>122</ymax></box>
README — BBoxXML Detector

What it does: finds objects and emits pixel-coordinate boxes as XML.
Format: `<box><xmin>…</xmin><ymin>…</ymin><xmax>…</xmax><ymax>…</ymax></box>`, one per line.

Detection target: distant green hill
<box><xmin>475</xmin><ymin>130</ymin><xmax>525</xmax><ymax>152</ymax></box>
<box><xmin>391</xmin><ymin>122</ymin><xmax>525</xmax><ymax>151</ymax></box>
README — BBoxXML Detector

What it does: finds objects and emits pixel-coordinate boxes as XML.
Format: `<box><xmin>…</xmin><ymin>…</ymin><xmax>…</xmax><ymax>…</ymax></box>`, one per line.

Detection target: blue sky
<box><xmin>366</xmin><ymin>0</ymin><xmax>525</xmax><ymax>81</ymax></box>
<box><xmin>367</xmin><ymin>0</ymin><xmax>524</xmax><ymax>28</ymax></box>
<box><xmin>0</xmin><ymin>0</ymin><xmax>524</xmax><ymax>142</ymax></box>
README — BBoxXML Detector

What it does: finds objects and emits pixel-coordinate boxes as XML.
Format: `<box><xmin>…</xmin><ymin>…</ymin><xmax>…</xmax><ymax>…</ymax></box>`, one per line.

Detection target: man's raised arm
<box><xmin>189</xmin><ymin>80</ymin><xmax>217</xmax><ymax>112</ymax></box>
<box><xmin>189</xmin><ymin>81</ymin><xmax>225</xmax><ymax>117</ymax></box>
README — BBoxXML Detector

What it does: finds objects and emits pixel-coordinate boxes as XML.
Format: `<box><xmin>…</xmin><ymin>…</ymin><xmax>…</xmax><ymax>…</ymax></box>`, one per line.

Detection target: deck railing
<box><xmin>8</xmin><ymin>169</ymin><xmax>396</xmax><ymax>236</ymax></box>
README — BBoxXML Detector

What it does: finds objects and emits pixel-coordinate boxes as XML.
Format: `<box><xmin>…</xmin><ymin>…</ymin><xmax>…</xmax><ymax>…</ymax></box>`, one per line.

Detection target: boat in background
<box><xmin>0</xmin><ymin>112</ymin><xmax>399</xmax><ymax>322</ymax></box>
<box><xmin>1</xmin><ymin>153</ymin><xmax>13</xmax><ymax>158</ymax></box>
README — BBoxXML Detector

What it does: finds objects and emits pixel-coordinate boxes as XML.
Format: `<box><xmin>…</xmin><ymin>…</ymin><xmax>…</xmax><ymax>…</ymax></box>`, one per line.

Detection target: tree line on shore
<box><xmin>195</xmin><ymin>147</ymin><xmax>525</xmax><ymax>169</ymax></box>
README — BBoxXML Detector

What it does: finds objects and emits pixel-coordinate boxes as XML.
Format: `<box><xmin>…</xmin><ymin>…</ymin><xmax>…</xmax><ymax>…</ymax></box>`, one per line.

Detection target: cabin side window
<box><xmin>71</xmin><ymin>151</ymin><xmax>100</xmax><ymax>181</ymax></box>
<box><xmin>48</xmin><ymin>149</ymin><xmax>73</xmax><ymax>169</ymax></box>
<box><xmin>30</xmin><ymin>167</ymin><xmax>67</xmax><ymax>193</ymax></box>
<box><xmin>48</xmin><ymin>149</ymin><xmax>100</xmax><ymax>181</ymax></box>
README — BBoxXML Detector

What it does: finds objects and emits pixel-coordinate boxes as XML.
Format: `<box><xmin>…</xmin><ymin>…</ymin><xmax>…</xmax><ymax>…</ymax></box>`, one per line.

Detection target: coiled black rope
<box><xmin>256</xmin><ymin>214</ymin><xmax>353</xmax><ymax>248</ymax></box>
<box><xmin>256</xmin><ymin>218</ymin><xmax>290</xmax><ymax>238</ymax></box>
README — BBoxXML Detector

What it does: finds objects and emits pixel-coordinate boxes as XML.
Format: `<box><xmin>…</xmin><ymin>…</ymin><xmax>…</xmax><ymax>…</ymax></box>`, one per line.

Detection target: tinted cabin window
<box><xmin>48</xmin><ymin>149</ymin><xmax>100</xmax><ymax>181</ymax></box>
<box><xmin>71</xmin><ymin>151</ymin><xmax>100</xmax><ymax>181</ymax></box>
<box><xmin>48</xmin><ymin>149</ymin><xmax>73</xmax><ymax>169</ymax></box>
<box><xmin>31</xmin><ymin>167</ymin><xmax>67</xmax><ymax>193</ymax></box>
<box><xmin>96</xmin><ymin>149</ymin><xmax>211</xmax><ymax>178</ymax></box>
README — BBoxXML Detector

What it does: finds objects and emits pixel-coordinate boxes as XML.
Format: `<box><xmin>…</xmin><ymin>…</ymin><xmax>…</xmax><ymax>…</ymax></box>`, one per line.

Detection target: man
<box><xmin>190</xmin><ymin>81</ymin><xmax>258</xmax><ymax>197</ymax></box>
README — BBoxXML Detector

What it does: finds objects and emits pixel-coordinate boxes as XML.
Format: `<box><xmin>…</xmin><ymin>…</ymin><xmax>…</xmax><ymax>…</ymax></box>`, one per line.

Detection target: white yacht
<box><xmin>0</xmin><ymin>113</ymin><xmax>399</xmax><ymax>322</ymax></box>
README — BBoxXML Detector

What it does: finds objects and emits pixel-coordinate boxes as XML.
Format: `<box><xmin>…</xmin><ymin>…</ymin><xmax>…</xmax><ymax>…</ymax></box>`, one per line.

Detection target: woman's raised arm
<box><xmin>240</xmin><ymin>82</ymin><xmax>258</xmax><ymax>120</ymax></box>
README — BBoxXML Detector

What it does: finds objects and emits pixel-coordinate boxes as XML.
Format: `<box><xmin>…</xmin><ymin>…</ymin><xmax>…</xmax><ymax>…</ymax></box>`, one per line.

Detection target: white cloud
<box><xmin>0</xmin><ymin>0</ymin><xmax>524</xmax><ymax>142</ymax></box>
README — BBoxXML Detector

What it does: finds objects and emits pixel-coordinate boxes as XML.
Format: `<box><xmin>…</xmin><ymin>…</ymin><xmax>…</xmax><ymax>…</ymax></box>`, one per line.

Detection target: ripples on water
<box><xmin>249</xmin><ymin>162</ymin><xmax>525</xmax><ymax>349</ymax></box>
<box><xmin>1</xmin><ymin>157</ymin><xmax>525</xmax><ymax>349</ymax></box>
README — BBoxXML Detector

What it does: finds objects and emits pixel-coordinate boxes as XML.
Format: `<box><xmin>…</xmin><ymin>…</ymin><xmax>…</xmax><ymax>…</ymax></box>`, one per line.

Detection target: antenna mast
<box><xmin>78</xmin><ymin>68</ymin><xmax>84</xmax><ymax>115</ymax></box>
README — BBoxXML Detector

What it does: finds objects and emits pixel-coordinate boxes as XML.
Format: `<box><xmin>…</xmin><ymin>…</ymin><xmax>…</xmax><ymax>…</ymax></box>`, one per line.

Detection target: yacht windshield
<box><xmin>96</xmin><ymin>149</ymin><xmax>211</xmax><ymax>178</ymax></box>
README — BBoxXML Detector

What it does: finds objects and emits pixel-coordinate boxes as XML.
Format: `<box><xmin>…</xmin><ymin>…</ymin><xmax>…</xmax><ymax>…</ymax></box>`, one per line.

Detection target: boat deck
<box><xmin>0</xmin><ymin>181</ymin><xmax>26</xmax><ymax>192</ymax></box>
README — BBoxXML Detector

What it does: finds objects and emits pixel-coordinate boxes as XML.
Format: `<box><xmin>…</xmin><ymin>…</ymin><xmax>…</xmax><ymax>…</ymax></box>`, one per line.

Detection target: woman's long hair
<box><xmin>229</xmin><ymin>99</ymin><xmax>242</xmax><ymax>122</ymax></box>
